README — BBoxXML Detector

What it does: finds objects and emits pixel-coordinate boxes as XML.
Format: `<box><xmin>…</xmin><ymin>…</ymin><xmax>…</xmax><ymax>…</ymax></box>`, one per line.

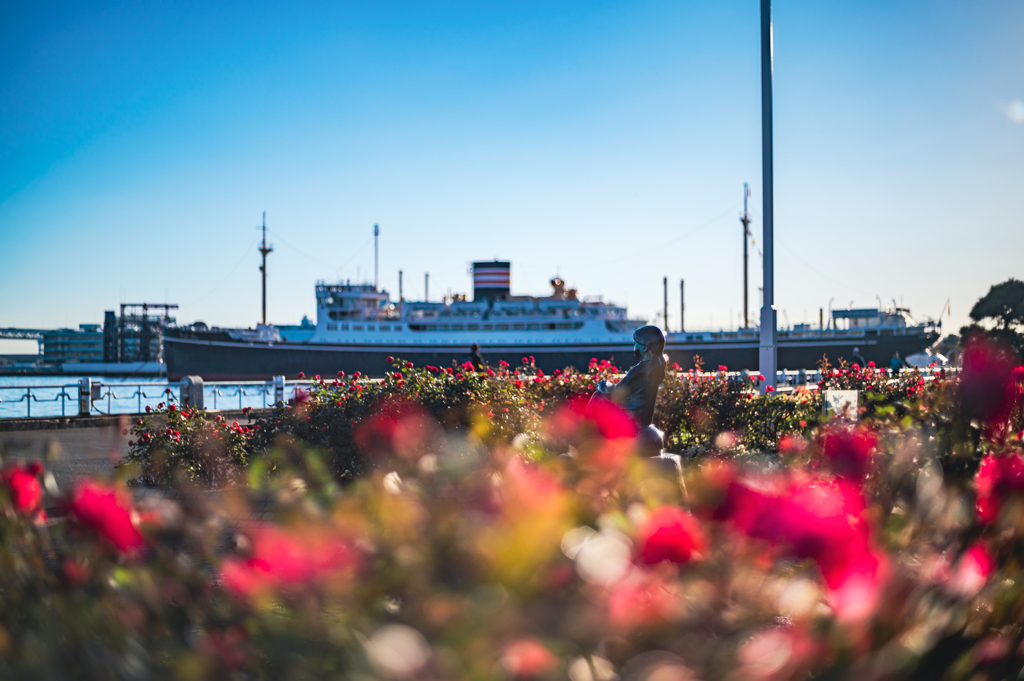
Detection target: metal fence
<box><xmin>0</xmin><ymin>377</ymin><xmax>318</xmax><ymax>420</ymax></box>
<box><xmin>0</xmin><ymin>367</ymin><xmax>956</xmax><ymax>420</ymax></box>
<box><xmin>720</xmin><ymin>366</ymin><xmax>954</xmax><ymax>391</ymax></box>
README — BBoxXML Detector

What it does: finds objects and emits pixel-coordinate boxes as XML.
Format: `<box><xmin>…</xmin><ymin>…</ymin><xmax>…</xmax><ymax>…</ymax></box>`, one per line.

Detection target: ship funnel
<box><xmin>472</xmin><ymin>261</ymin><xmax>510</xmax><ymax>301</ymax></box>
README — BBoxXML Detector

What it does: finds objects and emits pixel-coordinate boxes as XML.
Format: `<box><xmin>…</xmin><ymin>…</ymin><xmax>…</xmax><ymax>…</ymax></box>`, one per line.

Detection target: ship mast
<box><xmin>680</xmin><ymin>279</ymin><xmax>685</xmax><ymax>332</ymax></box>
<box><xmin>374</xmin><ymin>224</ymin><xmax>380</xmax><ymax>290</ymax></box>
<box><xmin>258</xmin><ymin>211</ymin><xmax>273</xmax><ymax>325</ymax></box>
<box><xmin>740</xmin><ymin>183</ymin><xmax>751</xmax><ymax>328</ymax></box>
<box><xmin>663</xmin><ymin>277</ymin><xmax>668</xmax><ymax>331</ymax></box>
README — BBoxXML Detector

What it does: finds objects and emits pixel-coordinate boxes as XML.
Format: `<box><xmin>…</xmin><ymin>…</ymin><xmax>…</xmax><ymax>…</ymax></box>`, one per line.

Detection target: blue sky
<box><xmin>2</xmin><ymin>0</ymin><xmax>1022</xmax><ymax>352</ymax></box>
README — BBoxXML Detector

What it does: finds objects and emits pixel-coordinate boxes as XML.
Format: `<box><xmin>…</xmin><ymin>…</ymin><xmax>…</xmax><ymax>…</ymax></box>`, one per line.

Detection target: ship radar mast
<box><xmin>258</xmin><ymin>211</ymin><xmax>273</xmax><ymax>325</ymax></box>
<box><xmin>740</xmin><ymin>183</ymin><xmax>752</xmax><ymax>328</ymax></box>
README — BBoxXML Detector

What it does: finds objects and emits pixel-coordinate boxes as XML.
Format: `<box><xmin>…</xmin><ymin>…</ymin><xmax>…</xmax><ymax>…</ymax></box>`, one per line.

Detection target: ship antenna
<box><xmin>680</xmin><ymin>279</ymin><xmax>685</xmax><ymax>332</ymax></box>
<box><xmin>740</xmin><ymin>183</ymin><xmax>752</xmax><ymax>328</ymax></box>
<box><xmin>258</xmin><ymin>211</ymin><xmax>273</xmax><ymax>325</ymax></box>
<box><xmin>374</xmin><ymin>224</ymin><xmax>380</xmax><ymax>291</ymax></box>
<box><xmin>663</xmin><ymin>276</ymin><xmax>669</xmax><ymax>331</ymax></box>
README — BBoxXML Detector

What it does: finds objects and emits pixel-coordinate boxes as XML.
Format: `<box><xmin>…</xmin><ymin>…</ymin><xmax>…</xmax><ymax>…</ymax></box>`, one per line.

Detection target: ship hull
<box><xmin>165</xmin><ymin>330</ymin><xmax>938</xmax><ymax>380</ymax></box>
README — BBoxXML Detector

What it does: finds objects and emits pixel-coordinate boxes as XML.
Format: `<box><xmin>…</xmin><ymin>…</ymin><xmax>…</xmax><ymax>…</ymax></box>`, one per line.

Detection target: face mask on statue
<box><xmin>634</xmin><ymin>342</ymin><xmax>647</xmax><ymax>361</ymax></box>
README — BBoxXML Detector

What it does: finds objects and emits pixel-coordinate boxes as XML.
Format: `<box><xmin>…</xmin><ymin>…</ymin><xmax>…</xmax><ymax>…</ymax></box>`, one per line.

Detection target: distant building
<box><xmin>41</xmin><ymin>325</ymin><xmax>104</xmax><ymax>363</ymax></box>
<box><xmin>103</xmin><ymin>304</ymin><xmax>176</xmax><ymax>363</ymax></box>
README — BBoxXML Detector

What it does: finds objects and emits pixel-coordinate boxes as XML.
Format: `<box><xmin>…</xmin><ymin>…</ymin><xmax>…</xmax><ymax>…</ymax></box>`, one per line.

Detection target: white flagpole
<box><xmin>759</xmin><ymin>0</ymin><xmax>778</xmax><ymax>394</ymax></box>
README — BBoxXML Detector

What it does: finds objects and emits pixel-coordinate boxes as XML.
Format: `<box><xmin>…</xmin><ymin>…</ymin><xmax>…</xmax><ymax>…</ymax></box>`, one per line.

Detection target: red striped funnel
<box><xmin>472</xmin><ymin>261</ymin><xmax>510</xmax><ymax>301</ymax></box>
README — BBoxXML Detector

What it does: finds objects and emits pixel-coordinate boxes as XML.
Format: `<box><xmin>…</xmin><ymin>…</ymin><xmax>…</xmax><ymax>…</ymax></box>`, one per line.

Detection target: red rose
<box><xmin>638</xmin><ymin>506</ymin><xmax>706</xmax><ymax>565</ymax></box>
<box><xmin>386</xmin><ymin>356</ymin><xmax>394</xmax><ymax>363</ymax></box>
<box><xmin>65</xmin><ymin>482</ymin><xmax>144</xmax><ymax>554</ymax></box>
<box><xmin>959</xmin><ymin>338</ymin><xmax>1020</xmax><ymax>427</ymax></box>
<box><xmin>975</xmin><ymin>451</ymin><xmax>1024</xmax><ymax>523</ymax></box>
<box><xmin>819</xmin><ymin>426</ymin><xmax>877</xmax><ymax>479</ymax></box>
<box><xmin>1</xmin><ymin>463</ymin><xmax>44</xmax><ymax>518</ymax></box>
<box><xmin>221</xmin><ymin>525</ymin><xmax>356</xmax><ymax>598</ymax></box>
<box><xmin>582</xmin><ymin>395</ymin><xmax>638</xmax><ymax>440</ymax></box>
<box><xmin>718</xmin><ymin>474</ymin><xmax>882</xmax><ymax>595</ymax></box>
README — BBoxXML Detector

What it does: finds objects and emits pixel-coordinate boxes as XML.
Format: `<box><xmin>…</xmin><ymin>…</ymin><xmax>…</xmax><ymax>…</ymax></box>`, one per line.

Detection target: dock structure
<box><xmin>113</xmin><ymin>303</ymin><xmax>177</xmax><ymax>363</ymax></box>
<box><xmin>1</xmin><ymin>303</ymin><xmax>177</xmax><ymax>374</ymax></box>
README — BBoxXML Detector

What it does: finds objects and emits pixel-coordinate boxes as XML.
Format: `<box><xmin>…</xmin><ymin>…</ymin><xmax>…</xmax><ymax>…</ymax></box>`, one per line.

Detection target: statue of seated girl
<box><xmin>588</xmin><ymin>325</ymin><xmax>667</xmax><ymax>455</ymax></box>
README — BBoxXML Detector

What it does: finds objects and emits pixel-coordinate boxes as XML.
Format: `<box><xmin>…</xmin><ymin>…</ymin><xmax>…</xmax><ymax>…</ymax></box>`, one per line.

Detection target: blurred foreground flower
<box><xmin>65</xmin><ymin>482</ymin><xmax>144</xmax><ymax>553</ymax></box>
<box><xmin>959</xmin><ymin>337</ymin><xmax>1021</xmax><ymax>428</ymax></box>
<box><xmin>502</xmin><ymin>638</ymin><xmax>557</xmax><ymax>679</ymax></box>
<box><xmin>950</xmin><ymin>542</ymin><xmax>995</xmax><ymax>596</ymax></box>
<box><xmin>637</xmin><ymin>506</ymin><xmax>705</xmax><ymax>566</ymax></box>
<box><xmin>974</xmin><ymin>450</ymin><xmax>1024</xmax><ymax>523</ymax></box>
<box><xmin>1</xmin><ymin>462</ymin><xmax>45</xmax><ymax>521</ymax></box>
<box><xmin>364</xmin><ymin>624</ymin><xmax>432</xmax><ymax>679</ymax></box>
<box><xmin>717</xmin><ymin>472</ymin><xmax>886</xmax><ymax>619</ymax></box>
<box><xmin>221</xmin><ymin>524</ymin><xmax>357</xmax><ymax>598</ymax></box>
<box><xmin>818</xmin><ymin>425</ymin><xmax>877</xmax><ymax>479</ymax></box>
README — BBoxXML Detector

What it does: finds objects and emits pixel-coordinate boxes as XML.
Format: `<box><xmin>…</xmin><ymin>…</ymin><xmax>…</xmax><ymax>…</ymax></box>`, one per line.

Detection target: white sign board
<box><xmin>824</xmin><ymin>390</ymin><xmax>859</xmax><ymax>421</ymax></box>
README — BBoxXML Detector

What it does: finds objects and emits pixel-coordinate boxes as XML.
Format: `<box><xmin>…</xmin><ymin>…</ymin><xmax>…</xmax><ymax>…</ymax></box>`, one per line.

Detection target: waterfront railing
<box><xmin>0</xmin><ymin>367</ymin><xmax>954</xmax><ymax>421</ymax></box>
<box><xmin>0</xmin><ymin>377</ymin><xmax>320</xmax><ymax>420</ymax></box>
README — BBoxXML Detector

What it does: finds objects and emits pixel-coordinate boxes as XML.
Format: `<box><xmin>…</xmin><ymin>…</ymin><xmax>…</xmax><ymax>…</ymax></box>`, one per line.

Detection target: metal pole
<box><xmin>425</xmin><ymin>273</ymin><xmax>429</xmax><ymax>302</ymax></box>
<box><xmin>663</xmin><ymin>277</ymin><xmax>668</xmax><ymax>331</ymax></box>
<box><xmin>759</xmin><ymin>0</ymin><xmax>778</xmax><ymax>394</ymax></box>
<box><xmin>741</xmin><ymin>183</ymin><xmax>751</xmax><ymax>328</ymax></box>
<box><xmin>680</xmin><ymin>279</ymin><xmax>685</xmax><ymax>332</ymax></box>
<box><xmin>373</xmin><ymin>224</ymin><xmax>380</xmax><ymax>290</ymax></box>
<box><xmin>399</xmin><ymin>270</ymin><xmax>403</xmax><ymax>305</ymax></box>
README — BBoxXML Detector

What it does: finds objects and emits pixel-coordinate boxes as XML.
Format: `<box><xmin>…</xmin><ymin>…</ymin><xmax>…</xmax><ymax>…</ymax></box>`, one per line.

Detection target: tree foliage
<box><xmin>970</xmin><ymin>278</ymin><xmax>1024</xmax><ymax>329</ymax></box>
<box><xmin>964</xmin><ymin>279</ymin><xmax>1024</xmax><ymax>359</ymax></box>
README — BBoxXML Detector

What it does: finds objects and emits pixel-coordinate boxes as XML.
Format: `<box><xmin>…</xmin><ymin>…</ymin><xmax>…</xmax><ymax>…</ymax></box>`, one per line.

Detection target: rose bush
<box><xmin>129</xmin><ymin>358</ymin><xmax>827</xmax><ymax>487</ymax></box>
<box><xmin>126</xmin><ymin>351</ymin><xmax>1024</xmax><ymax>491</ymax></box>
<box><xmin>0</xmin><ymin>341</ymin><xmax>1022</xmax><ymax>678</ymax></box>
<box><xmin>1</xmin><ymin>340</ymin><xmax>1024</xmax><ymax>678</ymax></box>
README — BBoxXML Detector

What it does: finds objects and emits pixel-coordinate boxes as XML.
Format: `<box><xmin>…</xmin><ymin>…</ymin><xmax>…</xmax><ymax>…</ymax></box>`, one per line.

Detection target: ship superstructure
<box><xmin>310</xmin><ymin>264</ymin><xmax>638</xmax><ymax>350</ymax></box>
<box><xmin>164</xmin><ymin>257</ymin><xmax>939</xmax><ymax>380</ymax></box>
